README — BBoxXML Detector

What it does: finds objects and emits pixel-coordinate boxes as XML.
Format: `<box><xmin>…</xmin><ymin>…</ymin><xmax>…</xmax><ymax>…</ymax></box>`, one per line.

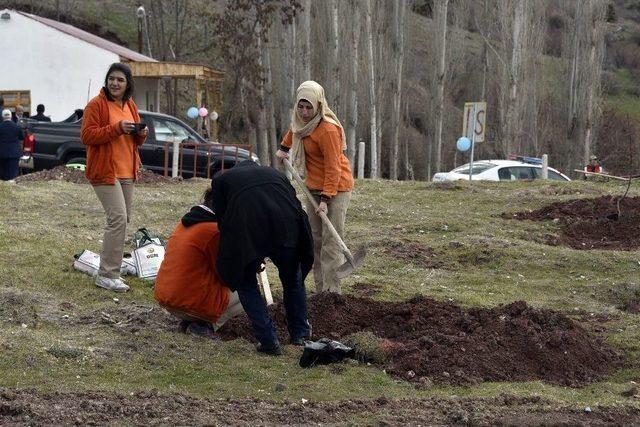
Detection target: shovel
<box><xmin>283</xmin><ymin>158</ymin><xmax>366</xmax><ymax>278</ymax></box>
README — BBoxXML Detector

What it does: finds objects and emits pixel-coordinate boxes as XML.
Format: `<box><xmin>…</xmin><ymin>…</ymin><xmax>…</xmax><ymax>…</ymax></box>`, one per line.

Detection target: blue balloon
<box><xmin>456</xmin><ymin>137</ymin><xmax>471</xmax><ymax>152</ymax></box>
<box><xmin>187</xmin><ymin>107</ymin><xmax>199</xmax><ymax>119</ymax></box>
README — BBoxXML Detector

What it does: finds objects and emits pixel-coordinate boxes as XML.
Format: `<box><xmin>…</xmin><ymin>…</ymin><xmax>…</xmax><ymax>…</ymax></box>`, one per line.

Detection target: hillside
<box><xmin>8</xmin><ymin>0</ymin><xmax>640</xmax><ymax>179</ymax></box>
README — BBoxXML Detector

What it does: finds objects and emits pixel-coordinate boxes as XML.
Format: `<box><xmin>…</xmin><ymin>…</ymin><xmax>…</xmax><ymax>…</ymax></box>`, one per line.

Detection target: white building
<box><xmin>0</xmin><ymin>9</ymin><xmax>222</xmax><ymax>123</ymax></box>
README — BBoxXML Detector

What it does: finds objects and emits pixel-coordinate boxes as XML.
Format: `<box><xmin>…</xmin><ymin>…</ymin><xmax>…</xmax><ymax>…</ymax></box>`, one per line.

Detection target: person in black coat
<box><xmin>30</xmin><ymin>104</ymin><xmax>52</xmax><ymax>122</ymax></box>
<box><xmin>0</xmin><ymin>109</ymin><xmax>24</xmax><ymax>181</ymax></box>
<box><xmin>211</xmin><ymin>160</ymin><xmax>314</xmax><ymax>355</ymax></box>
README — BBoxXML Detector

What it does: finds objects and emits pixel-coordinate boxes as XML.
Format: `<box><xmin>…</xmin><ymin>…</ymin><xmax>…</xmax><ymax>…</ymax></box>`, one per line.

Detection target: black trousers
<box><xmin>0</xmin><ymin>158</ymin><xmax>19</xmax><ymax>180</ymax></box>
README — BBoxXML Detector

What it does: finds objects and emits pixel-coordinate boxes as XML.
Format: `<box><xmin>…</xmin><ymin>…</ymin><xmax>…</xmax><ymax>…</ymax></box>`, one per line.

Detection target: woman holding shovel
<box><xmin>276</xmin><ymin>80</ymin><xmax>354</xmax><ymax>294</ymax></box>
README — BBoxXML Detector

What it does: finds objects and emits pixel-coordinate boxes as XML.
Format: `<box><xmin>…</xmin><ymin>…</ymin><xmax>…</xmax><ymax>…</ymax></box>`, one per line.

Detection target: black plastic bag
<box><xmin>299</xmin><ymin>338</ymin><xmax>355</xmax><ymax>368</ymax></box>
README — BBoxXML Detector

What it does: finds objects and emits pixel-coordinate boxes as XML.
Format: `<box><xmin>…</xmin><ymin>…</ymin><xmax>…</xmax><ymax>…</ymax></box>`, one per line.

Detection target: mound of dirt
<box><xmin>504</xmin><ymin>196</ymin><xmax>640</xmax><ymax>250</ymax></box>
<box><xmin>218</xmin><ymin>293</ymin><xmax>621</xmax><ymax>386</ymax></box>
<box><xmin>16</xmin><ymin>166</ymin><xmax>178</xmax><ymax>185</ymax></box>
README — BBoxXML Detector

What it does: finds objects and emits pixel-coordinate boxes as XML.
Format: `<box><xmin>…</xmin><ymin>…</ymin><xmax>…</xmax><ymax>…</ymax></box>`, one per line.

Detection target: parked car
<box><xmin>432</xmin><ymin>159</ymin><xmax>571</xmax><ymax>182</ymax></box>
<box><xmin>19</xmin><ymin>110</ymin><xmax>258</xmax><ymax>178</ymax></box>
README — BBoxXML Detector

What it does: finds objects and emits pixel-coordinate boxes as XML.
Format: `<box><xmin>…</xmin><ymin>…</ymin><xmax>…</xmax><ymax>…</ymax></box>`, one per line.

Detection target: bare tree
<box><xmin>299</xmin><ymin>0</ymin><xmax>311</xmax><ymax>82</ymax></box>
<box><xmin>433</xmin><ymin>0</ymin><xmax>449</xmax><ymax>173</ymax></box>
<box><xmin>389</xmin><ymin>0</ymin><xmax>406</xmax><ymax>180</ymax></box>
<box><xmin>560</xmin><ymin>0</ymin><xmax>606</xmax><ymax>171</ymax></box>
<box><xmin>345</xmin><ymin>0</ymin><xmax>360</xmax><ymax>167</ymax></box>
<box><xmin>364</xmin><ymin>0</ymin><xmax>378</xmax><ymax>178</ymax></box>
<box><xmin>330</xmin><ymin>0</ymin><xmax>341</xmax><ymax>111</ymax></box>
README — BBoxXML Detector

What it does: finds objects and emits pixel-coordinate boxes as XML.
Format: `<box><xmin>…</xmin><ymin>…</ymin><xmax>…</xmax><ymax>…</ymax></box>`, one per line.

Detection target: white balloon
<box><xmin>210</xmin><ymin>111</ymin><xmax>219</xmax><ymax>121</ymax></box>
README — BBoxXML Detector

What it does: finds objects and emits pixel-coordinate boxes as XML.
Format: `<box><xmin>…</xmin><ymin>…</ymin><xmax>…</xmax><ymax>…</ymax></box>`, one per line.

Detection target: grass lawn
<box><xmin>2</xmin><ymin>176</ymin><xmax>640</xmax><ymax>417</ymax></box>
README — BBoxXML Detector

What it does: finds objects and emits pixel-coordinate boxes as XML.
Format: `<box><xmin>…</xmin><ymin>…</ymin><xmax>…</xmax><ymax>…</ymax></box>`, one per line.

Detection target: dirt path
<box><xmin>2</xmin><ymin>387</ymin><xmax>639</xmax><ymax>426</ymax></box>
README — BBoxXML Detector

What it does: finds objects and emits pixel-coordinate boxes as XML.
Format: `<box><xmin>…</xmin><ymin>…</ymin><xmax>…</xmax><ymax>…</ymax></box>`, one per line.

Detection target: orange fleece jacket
<box><xmin>154</xmin><ymin>221</ymin><xmax>231</xmax><ymax>323</ymax></box>
<box><xmin>80</xmin><ymin>90</ymin><xmax>146</xmax><ymax>185</ymax></box>
<box><xmin>281</xmin><ymin>120</ymin><xmax>353</xmax><ymax>198</ymax></box>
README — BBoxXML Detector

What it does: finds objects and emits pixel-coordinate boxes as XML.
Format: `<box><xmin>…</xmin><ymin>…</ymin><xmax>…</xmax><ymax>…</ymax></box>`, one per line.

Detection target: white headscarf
<box><xmin>290</xmin><ymin>81</ymin><xmax>345</xmax><ymax>174</ymax></box>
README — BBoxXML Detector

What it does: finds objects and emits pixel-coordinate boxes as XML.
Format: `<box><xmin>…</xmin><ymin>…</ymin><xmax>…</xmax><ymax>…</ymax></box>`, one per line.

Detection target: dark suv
<box><xmin>20</xmin><ymin>110</ymin><xmax>258</xmax><ymax>177</ymax></box>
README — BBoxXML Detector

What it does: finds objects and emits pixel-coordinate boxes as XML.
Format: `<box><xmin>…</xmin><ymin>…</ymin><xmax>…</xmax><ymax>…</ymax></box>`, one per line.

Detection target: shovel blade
<box><xmin>336</xmin><ymin>246</ymin><xmax>367</xmax><ymax>279</ymax></box>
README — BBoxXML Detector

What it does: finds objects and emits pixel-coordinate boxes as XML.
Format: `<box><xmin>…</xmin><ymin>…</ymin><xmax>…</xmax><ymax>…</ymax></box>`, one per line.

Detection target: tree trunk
<box><xmin>433</xmin><ymin>0</ymin><xmax>449</xmax><ymax>173</ymax></box>
<box><xmin>504</xmin><ymin>0</ymin><xmax>525</xmax><ymax>156</ymax></box>
<box><xmin>241</xmin><ymin>78</ymin><xmax>258</xmax><ymax>155</ymax></box>
<box><xmin>365</xmin><ymin>0</ymin><xmax>378</xmax><ymax>178</ymax></box>
<box><xmin>389</xmin><ymin>0</ymin><xmax>406</xmax><ymax>180</ymax></box>
<box><xmin>256</xmin><ymin>31</ymin><xmax>270</xmax><ymax>166</ymax></box>
<box><xmin>331</xmin><ymin>0</ymin><xmax>341</xmax><ymax>111</ymax></box>
<box><xmin>262</xmin><ymin>33</ymin><xmax>278</xmax><ymax>167</ymax></box>
<box><xmin>300</xmin><ymin>0</ymin><xmax>311</xmax><ymax>82</ymax></box>
<box><xmin>583</xmin><ymin>0</ymin><xmax>605</xmax><ymax>165</ymax></box>
<box><xmin>346</xmin><ymin>0</ymin><xmax>360</xmax><ymax>168</ymax></box>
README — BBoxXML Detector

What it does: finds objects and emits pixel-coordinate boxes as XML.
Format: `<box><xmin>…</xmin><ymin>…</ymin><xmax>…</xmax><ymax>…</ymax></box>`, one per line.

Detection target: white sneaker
<box><xmin>95</xmin><ymin>275</ymin><xmax>130</xmax><ymax>292</ymax></box>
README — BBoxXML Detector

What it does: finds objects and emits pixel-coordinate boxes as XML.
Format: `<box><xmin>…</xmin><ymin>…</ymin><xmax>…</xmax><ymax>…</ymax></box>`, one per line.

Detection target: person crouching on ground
<box><xmin>211</xmin><ymin>160</ymin><xmax>314</xmax><ymax>355</ymax></box>
<box><xmin>276</xmin><ymin>80</ymin><xmax>354</xmax><ymax>294</ymax></box>
<box><xmin>81</xmin><ymin>63</ymin><xmax>148</xmax><ymax>292</ymax></box>
<box><xmin>154</xmin><ymin>188</ymin><xmax>244</xmax><ymax>335</ymax></box>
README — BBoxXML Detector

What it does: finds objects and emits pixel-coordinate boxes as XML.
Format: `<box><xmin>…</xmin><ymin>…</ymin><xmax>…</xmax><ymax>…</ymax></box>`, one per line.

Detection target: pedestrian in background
<box><xmin>30</xmin><ymin>104</ymin><xmax>51</xmax><ymax>122</ymax></box>
<box><xmin>583</xmin><ymin>155</ymin><xmax>603</xmax><ymax>180</ymax></box>
<box><xmin>80</xmin><ymin>63</ymin><xmax>148</xmax><ymax>292</ymax></box>
<box><xmin>276</xmin><ymin>80</ymin><xmax>353</xmax><ymax>294</ymax></box>
<box><xmin>0</xmin><ymin>109</ymin><xmax>24</xmax><ymax>181</ymax></box>
<box><xmin>11</xmin><ymin>105</ymin><xmax>26</xmax><ymax>123</ymax></box>
<box><xmin>211</xmin><ymin>161</ymin><xmax>314</xmax><ymax>355</ymax></box>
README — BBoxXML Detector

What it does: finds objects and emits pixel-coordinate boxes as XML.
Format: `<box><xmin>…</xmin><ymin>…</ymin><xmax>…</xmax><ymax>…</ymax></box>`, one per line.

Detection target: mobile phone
<box><xmin>133</xmin><ymin>123</ymin><xmax>147</xmax><ymax>131</ymax></box>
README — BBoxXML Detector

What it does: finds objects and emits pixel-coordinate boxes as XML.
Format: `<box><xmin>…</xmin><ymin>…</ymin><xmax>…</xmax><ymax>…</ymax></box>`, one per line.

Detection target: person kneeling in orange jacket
<box><xmin>154</xmin><ymin>188</ymin><xmax>244</xmax><ymax>335</ymax></box>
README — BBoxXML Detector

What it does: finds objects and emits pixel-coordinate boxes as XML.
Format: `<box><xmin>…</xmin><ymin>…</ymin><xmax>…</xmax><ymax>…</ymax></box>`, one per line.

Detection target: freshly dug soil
<box><xmin>16</xmin><ymin>166</ymin><xmax>178</xmax><ymax>185</ymax></box>
<box><xmin>504</xmin><ymin>196</ymin><xmax>640</xmax><ymax>250</ymax></box>
<box><xmin>218</xmin><ymin>293</ymin><xmax>622</xmax><ymax>386</ymax></box>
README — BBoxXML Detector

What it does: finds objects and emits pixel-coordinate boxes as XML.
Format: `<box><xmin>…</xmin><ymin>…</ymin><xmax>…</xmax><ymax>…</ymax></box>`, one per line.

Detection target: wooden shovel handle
<box><xmin>282</xmin><ymin>158</ymin><xmax>354</xmax><ymax>264</ymax></box>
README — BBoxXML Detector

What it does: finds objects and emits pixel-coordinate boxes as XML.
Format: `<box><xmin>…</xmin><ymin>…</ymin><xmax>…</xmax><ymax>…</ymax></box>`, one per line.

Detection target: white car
<box><xmin>432</xmin><ymin>159</ymin><xmax>571</xmax><ymax>182</ymax></box>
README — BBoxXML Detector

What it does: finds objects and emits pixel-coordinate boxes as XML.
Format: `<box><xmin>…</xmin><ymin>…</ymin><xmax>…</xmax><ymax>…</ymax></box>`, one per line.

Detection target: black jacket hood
<box><xmin>181</xmin><ymin>205</ymin><xmax>217</xmax><ymax>227</ymax></box>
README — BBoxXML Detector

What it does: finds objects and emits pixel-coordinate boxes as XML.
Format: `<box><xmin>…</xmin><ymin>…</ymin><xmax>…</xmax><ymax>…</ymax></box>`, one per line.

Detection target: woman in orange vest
<box><xmin>154</xmin><ymin>188</ymin><xmax>244</xmax><ymax>334</ymax></box>
<box><xmin>81</xmin><ymin>63</ymin><xmax>148</xmax><ymax>293</ymax></box>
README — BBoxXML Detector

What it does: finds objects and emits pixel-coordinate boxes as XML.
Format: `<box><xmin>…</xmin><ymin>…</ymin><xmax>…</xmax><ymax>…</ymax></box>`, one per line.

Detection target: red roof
<box><xmin>19</xmin><ymin>11</ymin><xmax>157</xmax><ymax>63</ymax></box>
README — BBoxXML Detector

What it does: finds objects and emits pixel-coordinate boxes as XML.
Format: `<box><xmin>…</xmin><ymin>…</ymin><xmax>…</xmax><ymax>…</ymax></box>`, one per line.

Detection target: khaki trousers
<box><xmin>213</xmin><ymin>292</ymin><xmax>244</xmax><ymax>330</ymax></box>
<box><xmin>93</xmin><ymin>180</ymin><xmax>134</xmax><ymax>279</ymax></box>
<box><xmin>304</xmin><ymin>190</ymin><xmax>351</xmax><ymax>294</ymax></box>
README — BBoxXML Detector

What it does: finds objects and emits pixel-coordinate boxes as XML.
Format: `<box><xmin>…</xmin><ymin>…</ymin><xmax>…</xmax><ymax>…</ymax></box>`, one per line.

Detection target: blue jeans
<box><xmin>236</xmin><ymin>247</ymin><xmax>310</xmax><ymax>346</ymax></box>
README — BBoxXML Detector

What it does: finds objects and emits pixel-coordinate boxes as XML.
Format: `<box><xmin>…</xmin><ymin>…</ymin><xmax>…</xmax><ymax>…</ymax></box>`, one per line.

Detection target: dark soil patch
<box><xmin>16</xmin><ymin>166</ymin><xmax>179</xmax><ymax>185</ymax></box>
<box><xmin>2</xmin><ymin>387</ymin><xmax>640</xmax><ymax>426</ymax></box>
<box><xmin>218</xmin><ymin>293</ymin><xmax>622</xmax><ymax>387</ymax></box>
<box><xmin>350</xmin><ymin>282</ymin><xmax>381</xmax><ymax>298</ymax></box>
<box><xmin>504</xmin><ymin>196</ymin><xmax>640</xmax><ymax>250</ymax></box>
<box><xmin>380</xmin><ymin>239</ymin><xmax>444</xmax><ymax>268</ymax></box>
